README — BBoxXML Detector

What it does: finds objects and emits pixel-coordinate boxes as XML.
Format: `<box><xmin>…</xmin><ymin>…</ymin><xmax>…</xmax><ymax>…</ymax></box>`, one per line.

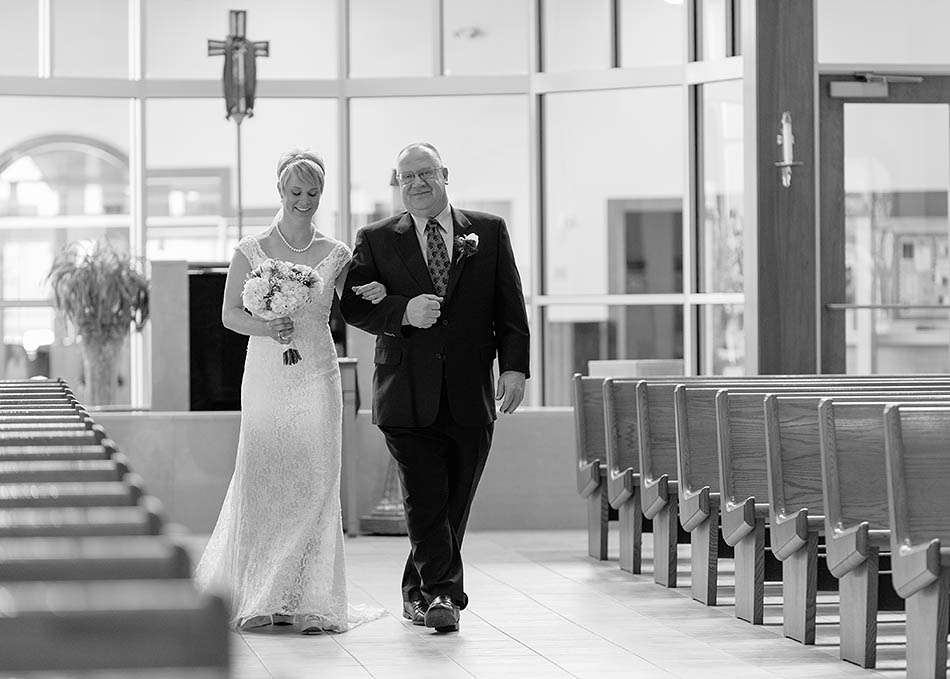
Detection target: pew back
<box><xmin>884</xmin><ymin>405</ymin><xmax>950</xmax><ymax>547</ymax></box>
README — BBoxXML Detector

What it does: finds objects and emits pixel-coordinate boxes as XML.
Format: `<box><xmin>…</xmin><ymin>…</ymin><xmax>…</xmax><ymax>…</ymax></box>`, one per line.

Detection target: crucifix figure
<box><xmin>207</xmin><ymin>10</ymin><xmax>269</xmax><ymax>124</ymax></box>
<box><xmin>208</xmin><ymin>10</ymin><xmax>269</xmax><ymax>238</ymax></box>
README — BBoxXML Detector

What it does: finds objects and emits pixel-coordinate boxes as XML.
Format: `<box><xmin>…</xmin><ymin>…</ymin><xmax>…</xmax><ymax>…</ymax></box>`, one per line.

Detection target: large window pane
<box><xmin>0</xmin><ymin>0</ymin><xmax>38</xmax><ymax>76</ymax></box>
<box><xmin>52</xmin><ymin>0</ymin><xmax>127</xmax><ymax>77</ymax></box>
<box><xmin>349</xmin><ymin>0</ymin><xmax>433</xmax><ymax>77</ymax></box>
<box><xmin>146</xmin><ymin>0</ymin><xmax>337</xmax><ymax>79</ymax></box>
<box><xmin>619</xmin><ymin>0</ymin><xmax>684</xmax><ymax>67</ymax></box>
<box><xmin>699</xmin><ymin>79</ymin><xmax>743</xmax><ymax>292</ymax></box>
<box><xmin>542</xmin><ymin>0</ymin><xmax>611</xmax><ymax>72</ymax></box>
<box><xmin>843</xmin><ymin>103</ymin><xmax>950</xmax><ymax>374</ymax></box>
<box><xmin>543</xmin><ymin>304</ymin><xmax>683</xmax><ymax>405</ymax></box>
<box><xmin>147</xmin><ymin>99</ymin><xmax>339</xmax><ymax>261</ymax></box>
<box><xmin>443</xmin><ymin>0</ymin><xmax>529</xmax><ymax>75</ymax></box>
<box><xmin>349</xmin><ymin>95</ymin><xmax>531</xmax><ymax>293</ymax></box>
<box><xmin>697</xmin><ymin>304</ymin><xmax>744</xmax><ymax>374</ymax></box>
<box><xmin>818</xmin><ymin>0</ymin><xmax>950</xmax><ymax>64</ymax></box>
<box><xmin>699</xmin><ymin>0</ymin><xmax>732</xmax><ymax>60</ymax></box>
<box><xmin>544</xmin><ymin>87</ymin><xmax>684</xmax><ymax>295</ymax></box>
<box><xmin>0</xmin><ymin>97</ymin><xmax>131</xmax><ymax>402</ymax></box>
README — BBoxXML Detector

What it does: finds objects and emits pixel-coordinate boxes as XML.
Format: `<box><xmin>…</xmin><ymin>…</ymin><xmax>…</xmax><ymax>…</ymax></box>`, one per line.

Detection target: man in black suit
<box><xmin>341</xmin><ymin>143</ymin><xmax>529</xmax><ymax>632</ymax></box>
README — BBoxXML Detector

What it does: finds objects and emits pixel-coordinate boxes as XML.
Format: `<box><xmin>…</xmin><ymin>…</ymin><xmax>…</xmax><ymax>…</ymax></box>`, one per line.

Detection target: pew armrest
<box><xmin>577</xmin><ymin>461</ymin><xmax>603</xmax><ymax>498</ymax></box>
<box><xmin>770</xmin><ymin>508</ymin><xmax>822</xmax><ymax>561</ymax></box>
<box><xmin>891</xmin><ymin>538</ymin><xmax>942</xmax><ymax>598</ymax></box>
<box><xmin>721</xmin><ymin>497</ymin><xmax>768</xmax><ymax>546</ymax></box>
<box><xmin>680</xmin><ymin>486</ymin><xmax>716</xmax><ymax>532</ymax></box>
<box><xmin>606</xmin><ymin>466</ymin><xmax>638</xmax><ymax>509</ymax></box>
<box><xmin>641</xmin><ymin>474</ymin><xmax>673</xmax><ymax>519</ymax></box>
<box><xmin>825</xmin><ymin>522</ymin><xmax>887</xmax><ymax>578</ymax></box>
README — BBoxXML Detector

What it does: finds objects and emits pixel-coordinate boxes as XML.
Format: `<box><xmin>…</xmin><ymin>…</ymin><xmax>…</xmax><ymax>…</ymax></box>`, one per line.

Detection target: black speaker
<box><xmin>188</xmin><ymin>270</ymin><xmax>248</xmax><ymax>411</ymax></box>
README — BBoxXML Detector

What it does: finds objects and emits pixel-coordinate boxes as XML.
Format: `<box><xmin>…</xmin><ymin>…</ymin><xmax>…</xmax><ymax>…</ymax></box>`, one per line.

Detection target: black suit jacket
<box><xmin>341</xmin><ymin>207</ymin><xmax>530</xmax><ymax>428</ymax></box>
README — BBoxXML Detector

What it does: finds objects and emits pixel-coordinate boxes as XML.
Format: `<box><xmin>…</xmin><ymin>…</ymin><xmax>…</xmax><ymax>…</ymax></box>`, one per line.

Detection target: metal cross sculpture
<box><xmin>208</xmin><ymin>10</ymin><xmax>269</xmax><ymax>238</ymax></box>
<box><xmin>207</xmin><ymin>10</ymin><xmax>269</xmax><ymax>124</ymax></box>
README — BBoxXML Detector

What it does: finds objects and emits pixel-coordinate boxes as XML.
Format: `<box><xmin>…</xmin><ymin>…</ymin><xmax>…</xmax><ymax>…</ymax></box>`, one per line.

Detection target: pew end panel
<box><xmin>572</xmin><ymin>374</ymin><xmax>606</xmax><ymax>499</ymax></box>
<box><xmin>603</xmin><ymin>379</ymin><xmax>640</xmax><ymax>508</ymax></box>
<box><xmin>674</xmin><ymin>385</ymin><xmax>718</xmax><ymax>532</ymax></box>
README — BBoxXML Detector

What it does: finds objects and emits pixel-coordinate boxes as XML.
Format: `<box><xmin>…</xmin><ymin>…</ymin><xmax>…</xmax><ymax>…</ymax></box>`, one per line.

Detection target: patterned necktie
<box><xmin>425</xmin><ymin>218</ymin><xmax>450</xmax><ymax>296</ymax></box>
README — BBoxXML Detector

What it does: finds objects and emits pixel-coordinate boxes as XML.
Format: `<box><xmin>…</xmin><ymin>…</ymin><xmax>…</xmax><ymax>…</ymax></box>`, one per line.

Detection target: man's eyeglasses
<box><xmin>396</xmin><ymin>167</ymin><xmax>443</xmax><ymax>185</ymax></box>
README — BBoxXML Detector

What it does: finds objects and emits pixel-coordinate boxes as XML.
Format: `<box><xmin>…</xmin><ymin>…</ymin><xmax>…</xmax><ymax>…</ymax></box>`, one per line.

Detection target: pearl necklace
<box><xmin>276</xmin><ymin>221</ymin><xmax>315</xmax><ymax>253</ymax></box>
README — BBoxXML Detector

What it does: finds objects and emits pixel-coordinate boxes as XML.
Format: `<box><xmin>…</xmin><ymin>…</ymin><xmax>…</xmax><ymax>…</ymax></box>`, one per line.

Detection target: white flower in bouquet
<box><xmin>241</xmin><ymin>277</ymin><xmax>271</xmax><ymax>312</ymax></box>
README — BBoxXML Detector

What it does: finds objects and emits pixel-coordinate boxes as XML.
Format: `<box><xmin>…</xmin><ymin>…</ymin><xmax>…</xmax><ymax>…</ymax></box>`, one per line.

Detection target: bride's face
<box><xmin>279</xmin><ymin>171</ymin><xmax>323</xmax><ymax>223</ymax></box>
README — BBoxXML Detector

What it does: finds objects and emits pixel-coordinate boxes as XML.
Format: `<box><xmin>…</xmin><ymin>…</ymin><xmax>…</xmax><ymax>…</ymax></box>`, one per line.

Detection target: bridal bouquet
<box><xmin>242</xmin><ymin>258</ymin><xmax>324</xmax><ymax>366</ymax></box>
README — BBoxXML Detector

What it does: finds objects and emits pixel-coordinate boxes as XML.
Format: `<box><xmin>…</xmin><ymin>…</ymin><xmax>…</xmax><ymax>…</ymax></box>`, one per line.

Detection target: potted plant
<box><xmin>47</xmin><ymin>238</ymin><xmax>149</xmax><ymax>406</ymax></box>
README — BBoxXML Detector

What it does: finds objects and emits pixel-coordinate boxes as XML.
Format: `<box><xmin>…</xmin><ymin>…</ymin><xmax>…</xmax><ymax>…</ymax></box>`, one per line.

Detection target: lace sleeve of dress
<box><xmin>332</xmin><ymin>241</ymin><xmax>353</xmax><ymax>281</ymax></box>
<box><xmin>237</xmin><ymin>237</ymin><xmax>263</xmax><ymax>269</ymax></box>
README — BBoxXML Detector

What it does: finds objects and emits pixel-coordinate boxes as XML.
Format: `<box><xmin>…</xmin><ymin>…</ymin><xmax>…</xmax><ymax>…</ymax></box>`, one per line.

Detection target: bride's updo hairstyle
<box><xmin>276</xmin><ymin>148</ymin><xmax>326</xmax><ymax>196</ymax></box>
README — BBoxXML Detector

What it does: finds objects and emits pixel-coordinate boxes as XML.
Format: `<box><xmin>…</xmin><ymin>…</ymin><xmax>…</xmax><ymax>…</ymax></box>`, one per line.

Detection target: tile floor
<box><xmin>184</xmin><ymin>528</ymin><xmax>944</xmax><ymax>679</ymax></box>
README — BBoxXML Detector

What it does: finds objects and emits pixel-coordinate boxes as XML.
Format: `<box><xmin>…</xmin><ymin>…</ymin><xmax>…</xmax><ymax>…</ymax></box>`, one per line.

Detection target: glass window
<box><xmin>818</xmin><ymin>0</ymin><xmax>950</xmax><ymax>64</ymax></box>
<box><xmin>699</xmin><ymin>79</ymin><xmax>743</xmax><ymax>292</ymax></box>
<box><xmin>699</xmin><ymin>0</ymin><xmax>733</xmax><ymax>60</ymax></box>
<box><xmin>443</xmin><ymin>0</ymin><xmax>529</xmax><ymax>75</ymax></box>
<box><xmin>619</xmin><ymin>0</ymin><xmax>685</xmax><ymax>67</ymax></box>
<box><xmin>543</xmin><ymin>87</ymin><xmax>684</xmax><ymax>295</ymax></box>
<box><xmin>843</xmin><ymin>103</ymin><xmax>950</xmax><ymax>375</ymax></box>
<box><xmin>146</xmin><ymin>99</ymin><xmax>235</xmax><ymax>262</ymax></box>
<box><xmin>0</xmin><ymin>97</ymin><xmax>131</xmax><ymax>401</ymax></box>
<box><xmin>542</xmin><ymin>0</ymin><xmax>611</xmax><ymax>72</ymax></box>
<box><xmin>349</xmin><ymin>0</ymin><xmax>433</xmax><ymax>77</ymax></box>
<box><xmin>146</xmin><ymin>0</ymin><xmax>337</xmax><ymax>79</ymax></box>
<box><xmin>543</xmin><ymin>303</ymin><xmax>683</xmax><ymax>405</ymax></box>
<box><xmin>349</xmin><ymin>95</ymin><xmax>531</xmax><ymax>293</ymax></box>
<box><xmin>52</xmin><ymin>0</ymin><xmax>128</xmax><ymax>77</ymax></box>
<box><xmin>0</xmin><ymin>0</ymin><xmax>38</xmax><ymax>76</ymax></box>
<box><xmin>147</xmin><ymin>98</ymin><xmax>341</xmax><ymax>263</ymax></box>
<box><xmin>697</xmin><ymin>304</ymin><xmax>744</xmax><ymax>374</ymax></box>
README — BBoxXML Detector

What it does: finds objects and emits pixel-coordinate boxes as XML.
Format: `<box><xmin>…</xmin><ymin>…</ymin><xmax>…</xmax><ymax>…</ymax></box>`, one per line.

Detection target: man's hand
<box><xmin>495</xmin><ymin>371</ymin><xmax>526</xmax><ymax>414</ymax></box>
<box><xmin>405</xmin><ymin>294</ymin><xmax>443</xmax><ymax>328</ymax></box>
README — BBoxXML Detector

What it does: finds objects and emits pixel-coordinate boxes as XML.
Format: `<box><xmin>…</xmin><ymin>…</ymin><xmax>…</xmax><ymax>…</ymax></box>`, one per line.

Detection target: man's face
<box><xmin>397</xmin><ymin>148</ymin><xmax>449</xmax><ymax>217</ymax></box>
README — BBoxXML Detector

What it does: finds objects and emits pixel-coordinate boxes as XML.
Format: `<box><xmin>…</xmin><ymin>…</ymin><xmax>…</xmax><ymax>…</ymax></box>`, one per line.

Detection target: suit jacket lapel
<box><xmin>443</xmin><ymin>207</ymin><xmax>471</xmax><ymax>304</ymax></box>
<box><xmin>392</xmin><ymin>213</ymin><xmax>436</xmax><ymax>294</ymax></box>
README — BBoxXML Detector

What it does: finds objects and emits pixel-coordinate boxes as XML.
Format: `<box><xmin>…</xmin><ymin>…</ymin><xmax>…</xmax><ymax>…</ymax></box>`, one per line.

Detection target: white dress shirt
<box><xmin>410</xmin><ymin>203</ymin><xmax>454</xmax><ymax>265</ymax></box>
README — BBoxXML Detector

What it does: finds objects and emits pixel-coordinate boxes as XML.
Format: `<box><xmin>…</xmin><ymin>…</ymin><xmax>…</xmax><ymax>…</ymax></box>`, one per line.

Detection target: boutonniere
<box><xmin>455</xmin><ymin>233</ymin><xmax>479</xmax><ymax>260</ymax></box>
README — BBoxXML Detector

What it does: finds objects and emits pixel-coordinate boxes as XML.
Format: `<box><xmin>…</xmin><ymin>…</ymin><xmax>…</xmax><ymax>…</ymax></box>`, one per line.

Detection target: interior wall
<box><xmin>95</xmin><ymin>407</ymin><xmax>582</xmax><ymax>534</ymax></box>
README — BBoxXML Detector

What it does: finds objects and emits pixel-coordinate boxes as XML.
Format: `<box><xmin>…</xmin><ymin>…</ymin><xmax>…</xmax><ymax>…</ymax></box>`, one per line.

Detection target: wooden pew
<box><xmin>0</xmin><ymin>497</ymin><xmax>165</xmax><ymax>537</ymax></box>
<box><xmin>0</xmin><ymin>477</ymin><xmax>145</xmax><ymax>508</ymax></box>
<box><xmin>0</xmin><ymin>580</ymin><xmax>229</xmax><ymax>674</ymax></box>
<box><xmin>604</xmin><ymin>374</ymin><xmax>950</xmax><ymax>587</ymax></box>
<box><xmin>765</xmin><ymin>390</ymin><xmax>950</xmax><ymax>647</ymax></box>
<box><xmin>716</xmin><ymin>381</ymin><xmax>950</xmax><ymax>626</ymax></box>
<box><xmin>572</xmin><ymin>374</ymin><xmax>610</xmax><ymax>559</ymax></box>
<box><xmin>0</xmin><ymin>424</ymin><xmax>107</xmax><ymax>447</ymax></box>
<box><xmin>0</xmin><ymin>439</ymin><xmax>119</xmax><ymax>462</ymax></box>
<box><xmin>0</xmin><ymin>456</ymin><xmax>131</xmax><ymax>483</ymax></box>
<box><xmin>0</xmin><ymin>535</ymin><xmax>191</xmax><ymax>580</ymax></box>
<box><xmin>818</xmin><ymin>397</ymin><xmax>950</xmax><ymax>668</ymax></box>
<box><xmin>883</xmin><ymin>405</ymin><xmax>950</xmax><ymax>679</ymax></box>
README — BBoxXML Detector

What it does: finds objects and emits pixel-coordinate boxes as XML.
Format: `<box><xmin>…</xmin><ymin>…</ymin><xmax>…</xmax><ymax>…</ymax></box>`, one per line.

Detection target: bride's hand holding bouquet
<box><xmin>242</xmin><ymin>258</ymin><xmax>324</xmax><ymax>366</ymax></box>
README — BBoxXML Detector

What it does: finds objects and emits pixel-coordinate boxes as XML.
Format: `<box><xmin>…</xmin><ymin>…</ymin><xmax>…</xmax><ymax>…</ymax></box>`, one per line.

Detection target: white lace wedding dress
<box><xmin>195</xmin><ymin>230</ymin><xmax>384</xmax><ymax>632</ymax></box>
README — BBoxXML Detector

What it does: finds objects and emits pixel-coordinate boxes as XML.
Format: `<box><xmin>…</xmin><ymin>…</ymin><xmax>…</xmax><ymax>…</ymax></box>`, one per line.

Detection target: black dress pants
<box><xmin>379</xmin><ymin>381</ymin><xmax>493</xmax><ymax>609</ymax></box>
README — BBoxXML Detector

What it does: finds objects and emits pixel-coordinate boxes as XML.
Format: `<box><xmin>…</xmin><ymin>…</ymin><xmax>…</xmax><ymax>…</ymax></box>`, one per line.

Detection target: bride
<box><xmin>195</xmin><ymin>148</ymin><xmax>386</xmax><ymax>633</ymax></box>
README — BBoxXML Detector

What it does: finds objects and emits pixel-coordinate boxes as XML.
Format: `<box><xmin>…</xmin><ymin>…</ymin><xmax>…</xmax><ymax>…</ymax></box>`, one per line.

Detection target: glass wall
<box><xmin>0</xmin><ymin>0</ymin><xmax>745</xmax><ymax>407</ymax></box>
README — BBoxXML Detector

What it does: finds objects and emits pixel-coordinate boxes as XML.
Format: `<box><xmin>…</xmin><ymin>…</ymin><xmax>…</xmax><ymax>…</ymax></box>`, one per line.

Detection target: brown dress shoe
<box><xmin>402</xmin><ymin>599</ymin><xmax>426</xmax><ymax>626</ymax></box>
<box><xmin>424</xmin><ymin>595</ymin><xmax>459</xmax><ymax>632</ymax></box>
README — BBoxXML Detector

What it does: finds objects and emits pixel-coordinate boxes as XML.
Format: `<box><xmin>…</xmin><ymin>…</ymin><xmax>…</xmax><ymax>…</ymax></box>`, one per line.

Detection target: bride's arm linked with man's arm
<box><xmin>221</xmin><ymin>248</ymin><xmax>295</xmax><ymax>345</ymax></box>
<box><xmin>340</xmin><ymin>226</ymin><xmax>440</xmax><ymax>335</ymax></box>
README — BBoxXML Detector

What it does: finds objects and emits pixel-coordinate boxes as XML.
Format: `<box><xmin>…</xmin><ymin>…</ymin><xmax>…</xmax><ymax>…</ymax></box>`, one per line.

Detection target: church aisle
<box><xmin>186</xmin><ymin>530</ymin><xmax>917</xmax><ymax>679</ymax></box>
